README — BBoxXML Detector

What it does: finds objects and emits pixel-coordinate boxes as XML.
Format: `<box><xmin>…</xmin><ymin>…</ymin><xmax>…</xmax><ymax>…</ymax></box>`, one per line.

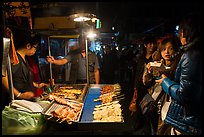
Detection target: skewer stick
<box><xmin>59</xmin><ymin>118</ymin><xmax>66</xmax><ymax>123</ymax></box>
<box><xmin>56</xmin><ymin>118</ymin><xmax>61</xmax><ymax>122</ymax></box>
<box><xmin>114</xmin><ymin>89</ymin><xmax>121</xmax><ymax>92</ymax></box>
<box><xmin>112</xmin><ymin>94</ymin><xmax>125</xmax><ymax>99</ymax></box>
<box><xmin>47</xmin><ymin>116</ymin><xmax>53</xmax><ymax>120</ymax></box>
<box><xmin>113</xmin><ymin>97</ymin><xmax>125</xmax><ymax>101</ymax></box>
<box><xmin>95</xmin><ymin>101</ymin><xmax>119</xmax><ymax>107</ymax></box>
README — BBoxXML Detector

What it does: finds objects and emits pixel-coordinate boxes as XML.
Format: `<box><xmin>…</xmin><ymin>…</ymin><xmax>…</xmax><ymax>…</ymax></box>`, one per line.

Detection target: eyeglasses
<box><xmin>32</xmin><ymin>45</ymin><xmax>38</xmax><ymax>49</ymax></box>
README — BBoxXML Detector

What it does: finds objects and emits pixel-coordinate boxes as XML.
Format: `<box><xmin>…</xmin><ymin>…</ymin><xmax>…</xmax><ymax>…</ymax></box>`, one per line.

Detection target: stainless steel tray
<box><xmin>52</xmin><ymin>84</ymin><xmax>88</xmax><ymax>103</ymax></box>
<box><xmin>42</xmin><ymin>99</ymin><xmax>84</xmax><ymax>124</ymax></box>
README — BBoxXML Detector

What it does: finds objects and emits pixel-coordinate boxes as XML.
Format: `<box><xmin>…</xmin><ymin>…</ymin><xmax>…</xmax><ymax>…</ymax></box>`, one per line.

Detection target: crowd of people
<box><xmin>128</xmin><ymin>12</ymin><xmax>202</xmax><ymax>135</ymax></box>
<box><xmin>2</xmin><ymin>12</ymin><xmax>202</xmax><ymax>135</ymax></box>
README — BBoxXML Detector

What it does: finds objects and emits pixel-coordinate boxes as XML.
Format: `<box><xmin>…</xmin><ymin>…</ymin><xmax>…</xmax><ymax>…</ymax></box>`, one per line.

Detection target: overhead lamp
<box><xmin>87</xmin><ymin>31</ymin><xmax>97</xmax><ymax>39</ymax></box>
<box><xmin>91</xmin><ymin>17</ymin><xmax>98</xmax><ymax>23</ymax></box>
<box><xmin>74</xmin><ymin>16</ymin><xmax>90</xmax><ymax>22</ymax></box>
<box><xmin>69</xmin><ymin>13</ymin><xmax>96</xmax><ymax>22</ymax></box>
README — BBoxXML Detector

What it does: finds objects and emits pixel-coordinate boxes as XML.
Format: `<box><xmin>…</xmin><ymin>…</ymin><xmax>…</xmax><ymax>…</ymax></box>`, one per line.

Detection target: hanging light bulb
<box><xmin>69</xmin><ymin>13</ymin><xmax>96</xmax><ymax>22</ymax></box>
<box><xmin>74</xmin><ymin>16</ymin><xmax>91</xmax><ymax>22</ymax></box>
<box><xmin>87</xmin><ymin>31</ymin><xmax>97</xmax><ymax>38</ymax></box>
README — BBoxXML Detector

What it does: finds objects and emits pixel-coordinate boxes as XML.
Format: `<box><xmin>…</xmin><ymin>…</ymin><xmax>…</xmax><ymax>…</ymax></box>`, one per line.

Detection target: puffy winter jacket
<box><xmin>162</xmin><ymin>44</ymin><xmax>202</xmax><ymax>129</ymax></box>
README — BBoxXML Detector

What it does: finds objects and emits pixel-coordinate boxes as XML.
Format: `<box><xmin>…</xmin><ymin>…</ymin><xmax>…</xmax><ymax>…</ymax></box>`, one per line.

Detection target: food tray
<box><xmin>42</xmin><ymin>99</ymin><xmax>84</xmax><ymax>123</ymax></box>
<box><xmin>80</xmin><ymin>84</ymin><xmax>124</xmax><ymax>123</ymax></box>
<box><xmin>52</xmin><ymin>84</ymin><xmax>88</xmax><ymax>102</ymax></box>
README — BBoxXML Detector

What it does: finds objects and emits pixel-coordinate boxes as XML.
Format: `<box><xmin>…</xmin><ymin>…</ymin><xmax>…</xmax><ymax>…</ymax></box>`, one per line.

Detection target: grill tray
<box><xmin>42</xmin><ymin>99</ymin><xmax>84</xmax><ymax>123</ymax></box>
<box><xmin>52</xmin><ymin>84</ymin><xmax>88</xmax><ymax>102</ymax></box>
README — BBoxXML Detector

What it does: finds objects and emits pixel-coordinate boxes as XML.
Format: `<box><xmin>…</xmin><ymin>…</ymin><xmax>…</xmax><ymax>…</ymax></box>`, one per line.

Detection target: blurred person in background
<box><xmin>47</xmin><ymin>39</ymin><xmax>100</xmax><ymax>84</ymax></box>
<box><xmin>129</xmin><ymin>35</ymin><xmax>157</xmax><ymax>134</ymax></box>
<box><xmin>101</xmin><ymin>45</ymin><xmax>117</xmax><ymax>84</ymax></box>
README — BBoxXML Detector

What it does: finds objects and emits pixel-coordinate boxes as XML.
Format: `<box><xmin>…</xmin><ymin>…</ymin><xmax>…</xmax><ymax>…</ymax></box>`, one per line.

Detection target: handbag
<box><xmin>139</xmin><ymin>93</ymin><xmax>157</xmax><ymax>115</ymax></box>
<box><xmin>164</xmin><ymin>101</ymin><xmax>202</xmax><ymax>135</ymax></box>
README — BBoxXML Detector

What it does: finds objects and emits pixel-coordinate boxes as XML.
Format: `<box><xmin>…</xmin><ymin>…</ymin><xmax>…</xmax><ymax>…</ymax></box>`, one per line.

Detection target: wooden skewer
<box><xmin>101</xmin><ymin>91</ymin><xmax>120</xmax><ymax>95</ymax></box>
<box><xmin>114</xmin><ymin>88</ymin><xmax>121</xmax><ymax>91</ymax></box>
<box><xmin>93</xmin><ymin>93</ymin><xmax>123</xmax><ymax>102</ymax></box>
<box><xmin>56</xmin><ymin>118</ymin><xmax>61</xmax><ymax>122</ymax></box>
<box><xmin>47</xmin><ymin>116</ymin><xmax>53</xmax><ymax>120</ymax></box>
<box><xmin>113</xmin><ymin>97</ymin><xmax>125</xmax><ymax>101</ymax></box>
<box><xmin>59</xmin><ymin>118</ymin><xmax>66</xmax><ymax>123</ymax></box>
<box><xmin>93</xmin><ymin>98</ymin><xmax>100</xmax><ymax>102</ymax></box>
<box><xmin>94</xmin><ymin>104</ymin><xmax>122</xmax><ymax>110</ymax></box>
<box><xmin>113</xmin><ymin>94</ymin><xmax>124</xmax><ymax>99</ymax></box>
<box><xmin>95</xmin><ymin>101</ymin><xmax>119</xmax><ymax>107</ymax></box>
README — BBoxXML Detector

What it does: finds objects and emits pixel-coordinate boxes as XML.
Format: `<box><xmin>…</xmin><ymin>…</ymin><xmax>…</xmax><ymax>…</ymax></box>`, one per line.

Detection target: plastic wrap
<box><xmin>2</xmin><ymin>106</ymin><xmax>46</xmax><ymax>135</ymax></box>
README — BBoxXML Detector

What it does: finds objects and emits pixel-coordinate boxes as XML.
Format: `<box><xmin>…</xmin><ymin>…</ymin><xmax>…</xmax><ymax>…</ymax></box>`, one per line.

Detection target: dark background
<box><xmin>29</xmin><ymin>1</ymin><xmax>203</xmax><ymax>34</ymax></box>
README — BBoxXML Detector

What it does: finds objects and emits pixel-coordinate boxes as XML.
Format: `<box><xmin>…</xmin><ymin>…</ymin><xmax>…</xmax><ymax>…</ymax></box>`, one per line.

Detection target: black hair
<box><xmin>179</xmin><ymin>12</ymin><xmax>202</xmax><ymax>44</ymax></box>
<box><xmin>30</xmin><ymin>33</ymin><xmax>41</xmax><ymax>46</ymax></box>
<box><xmin>14</xmin><ymin>30</ymin><xmax>40</xmax><ymax>50</ymax></box>
<box><xmin>143</xmin><ymin>35</ymin><xmax>157</xmax><ymax>45</ymax></box>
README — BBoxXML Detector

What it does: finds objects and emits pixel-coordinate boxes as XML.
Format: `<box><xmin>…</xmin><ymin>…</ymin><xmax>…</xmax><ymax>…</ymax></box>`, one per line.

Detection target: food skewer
<box><xmin>95</xmin><ymin>101</ymin><xmax>119</xmax><ymax>107</ymax></box>
<box><xmin>93</xmin><ymin>94</ymin><xmax>124</xmax><ymax>102</ymax></box>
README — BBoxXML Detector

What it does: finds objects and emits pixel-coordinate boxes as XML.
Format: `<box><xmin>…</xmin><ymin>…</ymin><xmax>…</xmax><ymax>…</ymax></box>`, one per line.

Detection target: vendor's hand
<box><xmin>155</xmin><ymin>74</ymin><xmax>167</xmax><ymax>85</ymax></box>
<box><xmin>19</xmin><ymin>91</ymin><xmax>35</xmax><ymax>100</ymax></box>
<box><xmin>46</xmin><ymin>56</ymin><xmax>55</xmax><ymax>63</ymax></box>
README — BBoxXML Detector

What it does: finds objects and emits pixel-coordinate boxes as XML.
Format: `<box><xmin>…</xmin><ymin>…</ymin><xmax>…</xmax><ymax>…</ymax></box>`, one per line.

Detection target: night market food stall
<box><xmin>4</xmin><ymin>2</ymin><xmax>201</xmax><ymax>135</ymax></box>
<box><xmin>2</xmin><ymin>2</ymin><xmax>127</xmax><ymax>135</ymax></box>
<box><xmin>3</xmin><ymin>83</ymin><xmax>126</xmax><ymax>135</ymax></box>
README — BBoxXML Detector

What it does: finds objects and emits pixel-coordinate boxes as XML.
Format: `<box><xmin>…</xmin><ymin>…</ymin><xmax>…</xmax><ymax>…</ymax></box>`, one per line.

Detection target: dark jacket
<box><xmin>162</xmin><ymin>41</ymin><xmax>202</xmax><ymax>130</ymax></box>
